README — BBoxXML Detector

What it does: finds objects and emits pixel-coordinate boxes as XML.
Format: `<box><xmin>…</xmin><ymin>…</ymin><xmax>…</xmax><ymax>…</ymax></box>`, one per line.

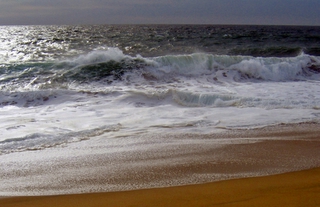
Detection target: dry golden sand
<box><xmin>1</xmin><ymin>168</ymin><xmax>320</xmax><ymax>207</ymax></box>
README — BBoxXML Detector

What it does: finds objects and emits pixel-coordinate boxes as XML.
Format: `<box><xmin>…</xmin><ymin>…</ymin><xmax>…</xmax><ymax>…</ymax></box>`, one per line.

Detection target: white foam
<box><xmin>70</xmin><ymin>48</ymin><xmax>129</xmax><ymax>65</ymax></box>
<box><xmin>229</xmin><ymin>56</ymin><xmax>311</xmax><ymax>81</ymax></box>
<box><xmin>1</xmin><ymin>78</ymin><xmax>320</xmax><ymax>154</ymax></box>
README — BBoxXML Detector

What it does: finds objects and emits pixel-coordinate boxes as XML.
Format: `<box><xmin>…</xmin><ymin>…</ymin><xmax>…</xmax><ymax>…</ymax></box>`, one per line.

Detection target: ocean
<box><xmin>1</xmin><ymin>25</ymin><xmax>320</xmax><ymax>195</ymax></box>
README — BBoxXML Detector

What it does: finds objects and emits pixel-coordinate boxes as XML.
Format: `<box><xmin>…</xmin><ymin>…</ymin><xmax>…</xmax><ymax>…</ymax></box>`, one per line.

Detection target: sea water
<box><xmin>0</xmin><ymin>25</ymin><xmax>320</xmax><ymax>195</ymax></box>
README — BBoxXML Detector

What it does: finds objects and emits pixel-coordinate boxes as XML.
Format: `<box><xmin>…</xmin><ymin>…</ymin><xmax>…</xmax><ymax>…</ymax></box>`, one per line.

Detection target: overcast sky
<box><xmin>0</xmin><ymin>0</ymin><xmax>319</xmax><ymax>25</ymax></box>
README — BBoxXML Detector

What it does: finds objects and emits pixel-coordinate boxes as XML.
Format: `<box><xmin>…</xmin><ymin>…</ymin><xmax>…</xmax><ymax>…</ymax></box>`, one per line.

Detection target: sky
<box><xmin>0</xmin><ymin>0</ymin><xmax>319</xmax><ymax>26</ymax></box>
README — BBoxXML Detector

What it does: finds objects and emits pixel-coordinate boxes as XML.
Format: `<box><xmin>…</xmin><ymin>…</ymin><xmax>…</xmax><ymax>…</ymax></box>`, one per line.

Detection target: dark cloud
<box><xmin>0</xmin><ymin>0</ymin><xmax>319</xmax><ymax>25</ymax></box>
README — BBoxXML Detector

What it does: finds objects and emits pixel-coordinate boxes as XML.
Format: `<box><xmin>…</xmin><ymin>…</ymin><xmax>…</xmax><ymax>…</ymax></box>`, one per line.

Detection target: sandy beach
<box><xmin>1</xmin><ymin>167</ymin><xmax>320</xmax><ymax>207</ymax></box>
<box><xmin>1</xmin><ymin>122</ymin><xmax>320</xmax><ymax>206</ymax></box>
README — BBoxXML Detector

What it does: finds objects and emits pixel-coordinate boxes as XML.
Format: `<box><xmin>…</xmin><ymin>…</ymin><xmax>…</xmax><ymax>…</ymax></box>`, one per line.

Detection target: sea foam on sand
<box><xmin>0</xmin><ymin>122</ymin><xmax>320</xmax><ymax>196</ymax></box>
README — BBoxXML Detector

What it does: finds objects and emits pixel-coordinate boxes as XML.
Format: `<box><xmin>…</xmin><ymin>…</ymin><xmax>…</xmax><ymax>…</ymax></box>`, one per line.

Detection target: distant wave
<box><xmin>230</xmin><ymin>46</ymin><xmax>303</xmax><ymax>57</ymax></box>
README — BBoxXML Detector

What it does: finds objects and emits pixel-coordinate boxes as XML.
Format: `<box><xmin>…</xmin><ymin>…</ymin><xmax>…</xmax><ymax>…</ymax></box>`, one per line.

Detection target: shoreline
<box><xmin>1</xmin><ymin>167</ymin><xmax>320</xmax><ymax>207</ymax></box>
<box><xmin>1</xmin><ymin>122</ymin><xmax>320</xmax><ymax>197</ymax></box>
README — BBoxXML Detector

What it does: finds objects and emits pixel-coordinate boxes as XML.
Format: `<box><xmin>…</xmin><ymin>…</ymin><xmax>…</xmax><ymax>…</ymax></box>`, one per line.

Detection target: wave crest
<box><xmin>1</xmin><ymin>48</ymin><xmax>320</xmax><ymax>92</ymax></box>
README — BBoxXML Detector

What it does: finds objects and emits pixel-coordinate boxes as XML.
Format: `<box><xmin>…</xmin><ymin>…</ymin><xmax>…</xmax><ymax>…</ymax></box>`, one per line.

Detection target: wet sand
<box><xmin>0</xmin><ymin>123</ymin><xmax>320</xmax><ymax>206</ymax></box>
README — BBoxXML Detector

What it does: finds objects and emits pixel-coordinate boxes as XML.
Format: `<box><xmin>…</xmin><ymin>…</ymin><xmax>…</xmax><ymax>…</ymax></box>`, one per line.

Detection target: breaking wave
<box><xmin>1</xmin><ymin>48</ymin><xmax>320</xmax><ymax>91</ymax></box>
